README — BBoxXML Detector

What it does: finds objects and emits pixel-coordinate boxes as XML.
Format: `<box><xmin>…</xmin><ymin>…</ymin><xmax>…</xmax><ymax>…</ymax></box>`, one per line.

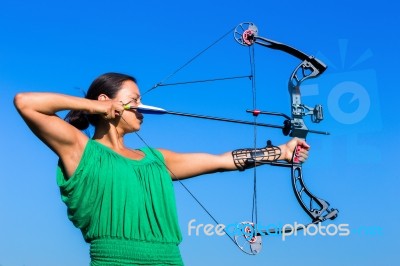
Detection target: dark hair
<box><xmin>65</xmin><ymin>72</ymin><xmax>137</xmax><ymax>130</ymax></box>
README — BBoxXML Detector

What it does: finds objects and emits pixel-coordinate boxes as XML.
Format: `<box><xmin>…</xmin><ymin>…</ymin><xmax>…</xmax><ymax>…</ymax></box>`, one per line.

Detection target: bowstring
<box><xmin>248</xmin><ymin>45</ymin><xmax>258</xmax><ymax>225</ymax></box>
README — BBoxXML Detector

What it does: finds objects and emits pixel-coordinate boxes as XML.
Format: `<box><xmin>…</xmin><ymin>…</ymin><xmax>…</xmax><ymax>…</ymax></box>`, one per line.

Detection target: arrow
<box><xmin>124</xmin><ymin>104</ymin><xmax>329</xmax><ymax>135</ymax></box>
<box><xmin>124</xmin><ymin>104</ymin><xmax>286</xmax><ymax>129</ymax></box>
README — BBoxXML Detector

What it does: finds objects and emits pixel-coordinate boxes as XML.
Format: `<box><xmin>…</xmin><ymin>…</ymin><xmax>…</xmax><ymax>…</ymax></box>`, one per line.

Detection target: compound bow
<box><xmin>135</xmin><ymin>22</ymin><xmax>339</xmax><ymax>256</ymax></box>
<box><xmin>231</xmin><ymin>22</ymin><xmax>339</xmax><ymax>255</ymax></box>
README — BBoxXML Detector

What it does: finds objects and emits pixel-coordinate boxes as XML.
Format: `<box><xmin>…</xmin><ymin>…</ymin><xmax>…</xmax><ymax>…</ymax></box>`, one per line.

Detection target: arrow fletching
<box><xmin>125</xmin><ymin>104</ymin><xmax>167</xmax><ymax>114</ymax></box>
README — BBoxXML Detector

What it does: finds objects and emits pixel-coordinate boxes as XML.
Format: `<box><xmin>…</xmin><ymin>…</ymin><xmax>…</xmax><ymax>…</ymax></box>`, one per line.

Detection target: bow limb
<box><xmin>291</xmin><ymin>160</ymin><xmax>339</xmax><ymax>222</ymax></box>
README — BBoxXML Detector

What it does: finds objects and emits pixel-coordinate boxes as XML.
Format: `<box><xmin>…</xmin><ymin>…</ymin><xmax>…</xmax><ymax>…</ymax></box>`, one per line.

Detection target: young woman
<box><xmin>14</xmin><ymin>72</ymin><xmax>309</xmax><ymax>265</ymax></box>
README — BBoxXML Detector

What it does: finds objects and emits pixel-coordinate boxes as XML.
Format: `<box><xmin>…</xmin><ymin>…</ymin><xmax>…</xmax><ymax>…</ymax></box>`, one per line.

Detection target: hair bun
<box><xmin>64</xmin><ymin>110</ymin><xmax>90</xmax><ymax>130</ymax></box>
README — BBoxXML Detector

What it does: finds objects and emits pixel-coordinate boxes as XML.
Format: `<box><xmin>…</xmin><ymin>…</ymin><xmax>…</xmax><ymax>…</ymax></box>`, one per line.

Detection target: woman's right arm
<box><xmin>14</xmin><ymin>92</ymin><xmax>97</xmax><ymax>177</ymax></box>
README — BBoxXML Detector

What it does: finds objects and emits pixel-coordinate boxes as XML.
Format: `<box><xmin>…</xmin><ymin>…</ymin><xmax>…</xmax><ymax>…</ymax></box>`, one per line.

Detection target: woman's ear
<box><xmin>97</xmin><ymin>94</ymin><xmax>109</xmax><ymax>101</ymax></box>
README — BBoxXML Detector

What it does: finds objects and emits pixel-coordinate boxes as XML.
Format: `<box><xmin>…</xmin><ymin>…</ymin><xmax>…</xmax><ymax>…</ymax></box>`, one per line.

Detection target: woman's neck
<box><xmin>93</xmin><ymin>124</ymin><xmax>125</xmax><ymax>151</ymax></box>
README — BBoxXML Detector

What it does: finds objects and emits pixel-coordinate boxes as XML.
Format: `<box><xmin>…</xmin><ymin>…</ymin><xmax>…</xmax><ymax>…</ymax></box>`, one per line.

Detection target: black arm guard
<box><xmin>232</xmin><ymin>143</ymin><xmax>281</xmax><ymax>171</ymax></box>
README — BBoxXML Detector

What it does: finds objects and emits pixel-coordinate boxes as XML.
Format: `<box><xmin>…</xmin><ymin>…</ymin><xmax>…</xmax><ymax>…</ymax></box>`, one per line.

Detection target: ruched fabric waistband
<box><xmin>90</xmin><ymin>238</ymin><xmax>183</xmax><ymax>265</ymax></box>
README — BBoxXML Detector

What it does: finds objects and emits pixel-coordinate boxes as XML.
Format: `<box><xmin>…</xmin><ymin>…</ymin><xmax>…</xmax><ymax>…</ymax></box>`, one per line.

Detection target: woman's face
<box><xmin>115</xmin><ymin>80</ymin><xmax>143</xmax><ymax>132</ymax></box>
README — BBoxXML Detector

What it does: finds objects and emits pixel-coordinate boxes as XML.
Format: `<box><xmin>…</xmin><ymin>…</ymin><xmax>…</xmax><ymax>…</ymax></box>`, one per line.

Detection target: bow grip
<box><xmin>293</xmin><ymin>145</ymin><xmax>301</xmax><ymax>163</ymax></box>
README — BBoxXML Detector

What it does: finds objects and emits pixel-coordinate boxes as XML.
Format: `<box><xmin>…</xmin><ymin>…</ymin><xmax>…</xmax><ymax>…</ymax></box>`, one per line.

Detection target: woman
<box><xmin>14</xmin><ymin>72</ymin><xmax>309</xmax><ymax>265</ymax></box>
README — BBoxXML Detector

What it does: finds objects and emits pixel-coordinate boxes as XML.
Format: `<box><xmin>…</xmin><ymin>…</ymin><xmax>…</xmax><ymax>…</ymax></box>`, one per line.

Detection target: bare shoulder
<box><xmin>157</xmin><ymin>148</ymin><xmax>177</xmax><ymax>158</ymax></box>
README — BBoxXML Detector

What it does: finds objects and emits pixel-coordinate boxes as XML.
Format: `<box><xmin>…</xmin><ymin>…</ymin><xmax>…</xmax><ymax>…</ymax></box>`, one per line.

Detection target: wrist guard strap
<box><xmin>232</xmin><ymin>144</ymin><xmax>281</xmax><ymax>171</ymax></box>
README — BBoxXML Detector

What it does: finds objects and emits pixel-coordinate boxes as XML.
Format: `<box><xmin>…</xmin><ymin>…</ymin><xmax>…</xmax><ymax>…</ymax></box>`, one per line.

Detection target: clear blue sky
<box><xmin>0</xmin><ymin>0</ymin><xmax>398</xmax><ymax>265</ymax></box>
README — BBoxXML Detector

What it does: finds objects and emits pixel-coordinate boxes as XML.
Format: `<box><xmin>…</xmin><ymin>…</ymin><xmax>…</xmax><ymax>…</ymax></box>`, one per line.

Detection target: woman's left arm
<box><xmin>158</xmin><ymin>150</ymin><xmax>235</xmax><ymax>180</ymax></box>
<box><xmin>159</xmin><ymin>137</ymin><xmax>310</xmax><ymax>180</ymax></box>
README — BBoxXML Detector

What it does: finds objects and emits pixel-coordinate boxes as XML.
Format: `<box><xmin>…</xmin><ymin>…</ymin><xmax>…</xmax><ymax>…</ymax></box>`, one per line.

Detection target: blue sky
<box><xmin>0</xmin><ymin>0</ymin><xmax>398</xmax><ymax>265</ymax></box>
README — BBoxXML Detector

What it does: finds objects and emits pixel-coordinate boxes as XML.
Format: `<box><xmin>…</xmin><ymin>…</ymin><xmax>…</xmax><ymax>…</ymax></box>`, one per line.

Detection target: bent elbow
<box><xmin>14</xmin><ymin>92</ymin><xmax>30</xmax><ymax>112</ymax></box>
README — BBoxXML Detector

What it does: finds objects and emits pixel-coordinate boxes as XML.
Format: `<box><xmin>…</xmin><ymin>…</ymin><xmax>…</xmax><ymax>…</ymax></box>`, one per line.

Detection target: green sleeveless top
<box><xmin>56</xmin><ymin>139</ymin><xmax>183</xmax><ymax>265</ymax></box>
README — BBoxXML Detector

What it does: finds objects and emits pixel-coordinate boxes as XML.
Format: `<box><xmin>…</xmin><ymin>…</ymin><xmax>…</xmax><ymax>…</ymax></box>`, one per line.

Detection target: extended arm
<box><xmin>159</xmin><ymin>138</ymin><xmax>309</xmax><ymax>180</ymax></box>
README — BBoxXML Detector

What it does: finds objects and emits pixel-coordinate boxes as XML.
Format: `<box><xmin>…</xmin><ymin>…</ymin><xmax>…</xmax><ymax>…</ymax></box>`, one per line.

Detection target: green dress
<box><xmin>56</xmin><ymin>139</ymin><xmax>183</xmax><ymax>265</ymax></box>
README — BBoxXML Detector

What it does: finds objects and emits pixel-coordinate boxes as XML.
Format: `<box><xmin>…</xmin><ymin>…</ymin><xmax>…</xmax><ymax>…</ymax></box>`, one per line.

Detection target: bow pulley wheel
<box><xmin>233</xmin><ymin>221</ymin><xmax>262</xmax><ymax>255</ymax></box>
<box><xmin>234</xmin><ymin>22</ymin><xmax>258</xmax><ymax>46</ymax></box>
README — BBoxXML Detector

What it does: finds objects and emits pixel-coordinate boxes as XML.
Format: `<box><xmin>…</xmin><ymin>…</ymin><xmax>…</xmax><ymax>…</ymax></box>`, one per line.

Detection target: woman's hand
<box><xmin>279</xmin><ymin>137</ymin><xmax>310</xmax><ymax>163</ymax></box>
<box><xmin>91</xmin><ymin>100</ymin><xmax>125</xmax><ymax>120</ymax></box>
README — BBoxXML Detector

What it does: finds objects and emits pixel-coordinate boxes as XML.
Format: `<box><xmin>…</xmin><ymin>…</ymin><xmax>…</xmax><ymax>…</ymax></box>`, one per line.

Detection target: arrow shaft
<box><xmin>164</xmin><ymin>110</ymin><xmax>285</xmax><ymax>129</ymax></box>
<box><xmin>129</xmin><ymin>105</ymin><xmax>329</xmax><ymax>134</ymax></box>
